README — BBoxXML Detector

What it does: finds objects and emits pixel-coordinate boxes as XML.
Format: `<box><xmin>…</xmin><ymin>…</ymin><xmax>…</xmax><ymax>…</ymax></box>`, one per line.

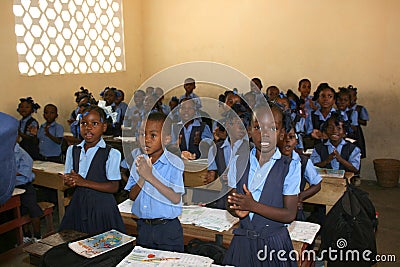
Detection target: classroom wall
<box><xmin>141</xmin><ymin>0</ymin><xmax>400</xmax><ymax>179</ymax></box>
<box><xmin>0</xmin><ymin>0</ymin><xmax>143</xmax><ymax>127</ymax></box>
<box><xmin>1</xmin><ymin>0</ymin><xmax>399</xmax><ymax>180</ymax></box>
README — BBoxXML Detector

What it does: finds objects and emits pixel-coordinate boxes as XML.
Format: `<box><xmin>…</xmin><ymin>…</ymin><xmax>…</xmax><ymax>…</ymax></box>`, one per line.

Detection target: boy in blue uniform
<box><xmin>224</xmin><ymin>103</ymin><xmax>300</xmax><ymax>266</ymax></box>
<box><xmin>125</xmin><ymin>112</ymin><xmax>185</xmax><ymax>252</ymax></box>
<box><xmin>37</xmin><ymin>104</ymin><xmax>64</xmax><ymax>163</ymax></box>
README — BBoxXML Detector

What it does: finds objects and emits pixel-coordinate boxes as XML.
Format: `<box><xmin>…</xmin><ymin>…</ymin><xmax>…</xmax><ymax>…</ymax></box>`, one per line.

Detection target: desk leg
<box><xmin>57</xmin><ymin>190</ymin><xmax>65</xmax><ymax>223</ymax></box>
<box><xmin>326</xmin><ymin>205</ymin><xmax>333</xmax><ymax>214</ymax></box>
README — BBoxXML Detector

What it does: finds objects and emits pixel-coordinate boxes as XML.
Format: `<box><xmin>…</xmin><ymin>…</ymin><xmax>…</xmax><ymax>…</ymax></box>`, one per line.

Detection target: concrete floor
<box><xmin>0</xmin><ymin>180</ymin><xmax>399</xmax><ymax>267</ymax></box>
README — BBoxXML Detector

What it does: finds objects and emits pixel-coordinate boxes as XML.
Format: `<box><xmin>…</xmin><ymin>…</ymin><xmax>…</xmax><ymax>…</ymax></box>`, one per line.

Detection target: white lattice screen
<box><xmin>13</xmin><ymin>0</ymin><xmax>125</xmax><ymax>76</ymax></box>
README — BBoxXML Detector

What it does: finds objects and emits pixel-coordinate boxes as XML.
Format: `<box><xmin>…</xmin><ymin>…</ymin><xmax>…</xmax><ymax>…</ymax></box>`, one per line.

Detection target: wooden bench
<box><xmin>24</xmin><ymin>230</ymin><xmax>87</xmax><ymax>266</ymax></box>
<box><xmin>21</xmin><ymin>201</ymin><xmax>56</xmax><ymax>238</ymax></box>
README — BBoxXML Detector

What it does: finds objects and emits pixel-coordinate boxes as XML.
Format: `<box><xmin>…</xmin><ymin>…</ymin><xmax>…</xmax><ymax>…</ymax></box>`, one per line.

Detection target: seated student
<box><xmin>59</xmin><ymin>105</ymin><xmax>125</xmax><ymax>234</ymax></box>
<box><xmin>36</xmin><ymin>104</ymin><xmax>64</xmax><ymax>163</ymax></box>
<box><xmin>125</xmin><ymin>112</ymin><xmax>185</xmax><ymax>252</ymax></box>
<box><xmin>223</xmin><ymin>103</ymin><xmax>300</xmax><ymax>266</ymax></box>
<box><xmin>115</xmin><ymin>89</ymin><xmax>128</xmax><ymax>122</ymax></box>
<box><xmin>310</xmin><ymin>112</ymin><xmax>361</xmax><ymax>174</ymax></box>
<box><xmin>17</xmin><ymin>97</ymin><xmax>41</xmax><ymax>160</ymax></box>
<box><xmin>266</xmin><ymin>85</ymin><xmax>280</xmax><ymax>101</ymax></box>
<box><xmin>249</xmin><ymin>77</ymin><xmax>266</xmax><ymax>106</ymax></box>
<box><xmin>297</xmin><ymin>78</ymin><xmax>318</xmax><ymax>117</ymax></box>
<box><xmin>179</xmin><ymin>78</ymin><xmax>202</xmax><ymax>109</ymax></box>
<box><xmin>278</xmin><ymin>125</ymin><xmax>322</xmax><ymax>221</ymax></box>
<box><xmin>305</xmin><ymin>83</ymin><xmax>336</xmax><ymax>148</ymax></box>
<box><xmin>100</xmin><ymin>87</ymin><xmax>123</xmax><ymax>136</ymax></box>
<box><xmin>206</xmin><ymin>105</ymin><xmax>250</xmax><ymax>209</ymax></box>
<box><xmin>14</xmin><ymin>143</ymin><xmax>43</xmax><ymax>242</ymax></box>
<box><xmin>124</xmin><ymin>89</ymin><xmax>145</xmax><ymax>129</ymax></box>
<box><xmin>171</xmin><ymin>98</ymin><xmax>213</xmax><ymax>160</ymax></box>
<box><xmin>168</xmin><ymin>96</ymin><xmax>180</xmax><ymax>123</ymax></box>
<box><xmin>154</xmin><ymin>87</ymin><xmax>171</xmax><ymax>115</ymax></box>
<box><xmin>67</xmin><ymin>87</ymin><xmax>90</xmax><ymax>125</ymax></box>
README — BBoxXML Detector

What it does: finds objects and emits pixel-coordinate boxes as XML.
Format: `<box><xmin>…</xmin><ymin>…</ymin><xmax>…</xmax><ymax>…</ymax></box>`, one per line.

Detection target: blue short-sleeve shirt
<box><xmin>14</xmin><ymin>143</ymin><xmax>35</xmax><ymax>186</ymax></box>
<box><xmin>38</xmin><ymin>121</ymin><xmax>64</xmax><ymax>157</ymax></box>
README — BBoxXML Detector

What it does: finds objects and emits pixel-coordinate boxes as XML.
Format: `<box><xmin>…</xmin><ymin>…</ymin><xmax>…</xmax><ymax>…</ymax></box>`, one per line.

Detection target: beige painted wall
<box><xmin>0</xmin><ymin>0</ymin><xmax>143</xmax><ymax>127</ymax></box>
<box><xmin>1</xmin><ymin>0</ymin><xmax>399</xmax><ymax>180</ymax></box>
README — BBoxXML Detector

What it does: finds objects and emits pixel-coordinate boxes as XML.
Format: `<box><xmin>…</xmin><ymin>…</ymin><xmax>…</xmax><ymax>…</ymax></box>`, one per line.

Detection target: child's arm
<box><xmin>128</xmin><ymin>176</ymin><xmax>145</xmax><ymax>201</ymax></box>
<box><xmin>228</xmin><ymin>184</ymin><xmax>298</xmax><ymax>223</ymax></box>
<box><xmin>313</xmin><ymin>152</ymin><xmax>335</xmax><ymax>168</ymax></box>
<box><xmin>136</xmin><ymin>155</ymin><xmax>181</xmax><ymax>204</ymax></box>
<box><xmin>299</xmin><ymin>182</ymin><xmax>321</xmax><ymax>202</ymax></box>
<box><xmin>333</xmin><ymin>149</ymin><xmax>359</xmax><ymax>174</ymax></box>
<box><xmin>63</xmin><ymin>170</ymin><xmax>119</xmax><ymax>193</ymax></box>
<box><xmin>44</xmin><ymin>125</ymin><xmax>63</xmax><ymax>144</ymax></box>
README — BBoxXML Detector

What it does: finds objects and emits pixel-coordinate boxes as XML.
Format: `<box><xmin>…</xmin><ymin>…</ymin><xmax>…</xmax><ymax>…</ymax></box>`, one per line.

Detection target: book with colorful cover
<box><xmin>315</xmin><ymin>167</ymin><xmax>345</xmax><ymax>178</ymax></box>
<box><xmin>68</xmin><ymin>229</ymin><xmax>135</xmax><ymax>258</ymax></box>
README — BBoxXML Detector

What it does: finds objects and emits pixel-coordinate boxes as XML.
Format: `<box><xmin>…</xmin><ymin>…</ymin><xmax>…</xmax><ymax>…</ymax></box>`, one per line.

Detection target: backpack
<box><xmin>320</xmin><ymin>181</ymin><xmax>377</xmax><ymax>266</ymax></box>
<box><xmin>185</xmin><ymin>238</ymin><xmax>227</xmax><ymax>265</ymax></box>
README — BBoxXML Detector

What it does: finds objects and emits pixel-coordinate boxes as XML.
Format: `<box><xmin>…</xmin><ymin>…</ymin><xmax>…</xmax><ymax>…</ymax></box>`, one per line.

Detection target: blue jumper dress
<box><xmin>223</xmin><ymin>156</ymin><xmax>297</xmax><ymax>267</ymax></box>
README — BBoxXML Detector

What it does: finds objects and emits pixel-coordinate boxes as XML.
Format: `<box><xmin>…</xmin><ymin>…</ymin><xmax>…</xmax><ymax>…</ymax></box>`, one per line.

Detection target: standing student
<box><xmin>223</xmin><ymin>103</ymin><xmax>300</xmax><ymax>266</ymax></box>
<box><xmin>266</xmin><ymin>85</ymin><xmax>280</xmax><ymax>101</ymax></box>
<box><xmin>125</xmin><ymin>112</ymin><xmax>185</xmax><ymax>252</ymax></box>
<box><xmin>59</xmin><ymin>106</ymin><xmax>125</xmax><ymax>234</ymax></box>
<box><xmin>17</xmin><ymin>97</ymin><xmax>41</xmax><ymax>160</ymax></box>
<box><xmin>14</xmin><ymin>143</ymin><xmax>43</xmax><ymax>242</ymax></box>
<box><xmin>310</xmin><ymin>112</ymin><xmax>361</xmax><ymax>174</ymax></box>
<box><xmin>100</xmin><ymin>87</ymin><xmax>123</xmax><ymax>136</ymax></box>
<box><xmin>278</xmin><ymin>126</ymin><xmax>321</xmax><ymax>221</ymax></box>
<box><xmin>298</xmin><ymin>78</ymin><xmax>318</xmax><ymax>117</ymax></box>
<box><xmin>115</xmin><ymin>89</ymin><xmax>128</xmax><ymax>122</ymax></box>
<box><xmin>179</xmin><ymin>78</ymin><xmax>202</xmax><ymax>109</ymax></box>
<box><xmin>172</xmin><ymin>98</ymin><xmax>213</xmax><ymax>160</ymax></box>
<box><xmin>37</xmin><ymin>104</ymin><xmax>64</xmax><ymax>163</ymax></box>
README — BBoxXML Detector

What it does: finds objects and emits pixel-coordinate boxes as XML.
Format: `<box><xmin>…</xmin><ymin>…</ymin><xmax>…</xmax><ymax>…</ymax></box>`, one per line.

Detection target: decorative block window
<box><xmin>13</xmin><ymin>0</ymin><xmax>125</xmax><ymax>76</ymax></box>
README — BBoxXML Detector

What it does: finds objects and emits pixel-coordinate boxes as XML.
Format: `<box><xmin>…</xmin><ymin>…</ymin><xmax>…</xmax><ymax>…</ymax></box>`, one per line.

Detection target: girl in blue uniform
<box><xmin>224</xmin><ymin>103</ymin><xmax>300</xmax><ymax>267</ymax></box>
<box><xmin>59</xmin><ymin>105</ymin><xmax>125</xmax><ymax>234</ymax></box>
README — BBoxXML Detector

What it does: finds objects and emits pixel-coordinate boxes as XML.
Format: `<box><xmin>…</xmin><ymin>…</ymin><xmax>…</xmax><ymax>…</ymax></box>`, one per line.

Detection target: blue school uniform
<box><xmin>117</xmin><ymin>101</ymin><xmax>128</xmax><ymax>119</ymax></box>
<box><xmin>310</xmin><ymin>139</ymin><xmax>361</xmax><ymax>172</ymax></box>
<box><xmin>172</xmin><ymin>119</ymin><xmax>213</xmax><ymax>159</ymax></box>
<box><xmin>179</xmin><ymin>92</ymin><xmax>202</xmax><ymax>109</ymax></box>
<box><xmin>223</xmin><ymin>148</ymin><xmax>300</xmax><ymax>267</ymax></box>
<box><xmin>305</xmin><ymin>107</ymin><xmax>336</xmax><ymax>135</ymax></box>
<box><xmin>125</xmin><ymin>150</ymin><xmax>185</xmax><ymax>252</ymax></box>
<box><xmin>350</xmin><ymin>104</ymin><xmax>369</xmax><ymax>158</ymax></box>
<box><xmin>14</xmin><ymin>143</ymin><xmax>43</xmax><ymax>218</ymax></box>
<box><xmin>19</xmin><ymin>115</ymin><xmax>40</xmax><ymax>160</ymax></box>
<box><xmin>0</xmin><ymin>112</ymin><xmax>18</xmax><ymax>205</ymax></box>
<box><xmin>37</xmin><ymin>121</ymin><xmax>64</xmax><ymax>158</ymax></box>
<box><xmin>59</xmin><ymin>138</ymin><xmax>125</xmax><ymax>234</ymax></box>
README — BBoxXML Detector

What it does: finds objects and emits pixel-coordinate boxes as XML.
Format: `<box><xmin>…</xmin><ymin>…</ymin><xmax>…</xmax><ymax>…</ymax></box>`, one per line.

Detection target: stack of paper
<box><xmin>117</xmin><ymin>246</ymin><xmax>213</xmax><ymax>267</ymax></box>
<box><xmin>315</xmin><ymin>167</ymin><xmax>345</xmax><ymax>178</ymax></box>
<box><xmin>287</xmin><ymin>221</ymin><xmax>320</xmax><ymax>244</ymax></box>
<box><xmin>68</xmin><ymin>229</ymin><xmax>135</xmax><ymax>258</ymax></box>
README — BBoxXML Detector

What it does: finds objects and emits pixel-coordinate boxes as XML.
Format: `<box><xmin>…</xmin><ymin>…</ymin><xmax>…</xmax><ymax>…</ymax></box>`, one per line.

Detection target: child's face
<box><xmin>143</xmin><ymin>95</ymin><xmax>156</xmax><ymax>112</ymax></box>
<box><xmin>43</xmin><ymin>106</ymin><xmax>58</xmax><ymax>123</ymax></box>
<box><xmin>80</xmin><ymin>110</ymin><xmax>107</xmax><ymax>146</ymax></box>
<box><xmin>267</xmin><ymin>88</ymin><xmax>279</xmax><ymax>101</ymax></box>
<box><xmin>134</xmin><ymin>92</ymin><xmax>145</xmax><ymax>107</ymax></box>
<box><xmin>276</xmin><ymin>98</ymin><xmax>290</xmax><ymax>112</ymax></box>
<box><xmin>18</xmin><ymin>101</ymin><xmax>33</xmax><ymax>117</ymax></box>
<box><xmin>179</xmin><ymin>100</ymin><xmax>196</xmax><ymax>122</ymax></box>
<box><xmin>226</xmin><ymin>117</ymin><xmax>247</xmax><ymax>141</ymax></box>
<box><xmin>336</xmin><ymin>94</ymin><xmax>351</xmax><ymax>111</ymax></box>
<box><xmin>225</xmin><ymin>94</ymin><xmax>241</xmax><ymax>108</ymax></box>
<box><xmin>184</xmin><ymin>82</ymin><xmax>195</xmax><ymax>94</ymax></box>
<box><xmin>326</xmin><ymin>120</ymin><xmax>345</xmax><ymax>144</ymax></box>
<box><xmin>318</xmin><ymin>88</ymin><xmax>335</xmax><ymax>109</ymax></box>
<box><xmin>298</xmin><ymin>81</ymin><xmax>311</xmax><ymax>98</ymax></box>
<box><xmin>169</xmin><ymin>100</ymin><xmax>178</xmax><ymax>111</ymax></box>
<box><xmin>250</xmin><ymin>79</ymin><xmax>262</xmax><ymax>92</ymax></box>
<box><xmin>250</xmin><ymin>109</ymin><xmax>284</xmax><ymax>155</ymax></box>
<box><xmin>138</xmin><ymin>120</ymin><xmax>165</xmax><ymax>159</ymax></box>
<box><xmin>278</xmin><ymin>128</ymin><xmax>297</xmax><ymax>157</ymax></box>
<box><xmin>103</xmin><ymin>89</ymin><xmax>116</xmax><ymax>106</ymax></box>
<box><xmin>349</xmin><ymin>90</ymin><xmax>357</xmax><ymax>105</ymax></box>
<box><xmin>115</xmin><ymin>93</ymin><xmax>123</xmax><ymax>105</ymax></box>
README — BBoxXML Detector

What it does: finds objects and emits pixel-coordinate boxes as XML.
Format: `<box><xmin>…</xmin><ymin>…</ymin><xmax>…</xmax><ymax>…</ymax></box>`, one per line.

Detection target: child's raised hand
<box><xmin>311</xmin><ymin>129</ymin><xmax>322</xmax><ymax>139</ymax></box>
<box><xmin>332</xmin><ymin>149</ymin><xmax>343</xmax><ymax>162</ymax></box>
<box><xmin>44</xmin><ymin>124</ymin><xmax>51</xmax><ymax>136</ymax></box>
<box><xmin>181</xmin><ymin>151</ymin><xmax>196</xmax><ymax>160</ymax></box>
<box><xmin>228</xmin><ymin>184</ymin><xmax>254</xmax><ymax>217</ymax></box>
<box><xmin>28</xmin><ymin>125</ymin><xmax>38</xmax><ymax>136</ymax></box>
<box><xmin>135</xmin><ymin>155</ymin><xmax>153</xmax><ymax>180</ymax></box>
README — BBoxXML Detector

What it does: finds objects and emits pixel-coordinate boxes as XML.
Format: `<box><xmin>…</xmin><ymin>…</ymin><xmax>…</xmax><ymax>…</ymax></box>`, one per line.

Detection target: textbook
<box><xmin>288</xmin><ymin>221</ymin><xmax>321</xmax><ymax>244</ymax></box>
<box><xmin>315</xmin><ymin>167</ymin><xmax>345</xmax><ymax>178</ymax></box>
<box><xmin>68</xmin><ymin>229</ymin><xmax>135</xmax><ymax>258</ymax></box>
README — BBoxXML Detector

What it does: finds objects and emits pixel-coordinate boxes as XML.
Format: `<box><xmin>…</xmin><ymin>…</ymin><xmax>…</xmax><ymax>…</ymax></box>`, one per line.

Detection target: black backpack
<box><xmin>320</xmin><ymin>181</ymin><xmax>378</xmax><ymax>266</ymax></box>
<box><xmin>185</xmin><ymin>238</ymin><xmax>227</xmax><ymax>265</ymax></box>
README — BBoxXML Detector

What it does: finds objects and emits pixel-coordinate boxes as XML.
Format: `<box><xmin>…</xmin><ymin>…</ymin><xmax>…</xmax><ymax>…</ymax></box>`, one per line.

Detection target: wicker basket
<box><xmin>373</xmin><ymin>159</ymin><xmax>400</xmax><ymax>187</ymax></box>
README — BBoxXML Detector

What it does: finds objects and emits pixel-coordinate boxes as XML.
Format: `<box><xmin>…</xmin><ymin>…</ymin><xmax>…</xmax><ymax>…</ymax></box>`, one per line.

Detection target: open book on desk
<box><xmin>315</xmin><ymin>167</ymin><xmax>345</xmax><ymax>178</ymax></box>
<box><xmin>287</xmin><ymin>221</ymin><xmax>320</xmax><ymax>244</ymax></box>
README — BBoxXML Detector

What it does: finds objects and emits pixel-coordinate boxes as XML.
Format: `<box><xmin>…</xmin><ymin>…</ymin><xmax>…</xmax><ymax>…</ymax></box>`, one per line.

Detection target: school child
<box><xmin>17</xmin><ymin>97</ymin><xmax>41</xmax><ymax>160</ymax></box>
<box><xmin>14</xmin><ymin>143</ymin><xmax>43</xmax><ymax>242</ymax></box>
<box><xmin>348</xmin><ymin>85</ymin><xmax>369</xmax><ymax>158</ymax></box>
<box><xmin>243</xmin><ymin>91</ymin><xmax>256</xmax><ymax>110</ymax></box>
<box><xmin>168</xmin><ymin>96</ymin><xmax>180</xmax><ymax>123</ymax></box>
<box><xmin>266</xmin><ymin>85</ymin><xmax>280</xmax><ymax>101</ymax></box>
<box><xmin>100</xmin><ymin>87</ymin><xmax>123</xmax><ymax>136</ymax></box>
<box><xmin>125</xmin><ymin>112</ymin><xmax>185</xmax><ymax>252</ymax></box>
<box><xmin>37</xmin><ymin>104</ymin><xmax>64</xmax><ymax>163</ymax></box>
<box><xmin>298</xmin><ymin>78</ymin><xmax>318</xmax><ymax>117</ymax></box>
<box><xmin>124</xmin><ymin>89</ymin><xmax>145</xmax><ymax>128</ymax></box>
<box><xmin>223</xmin><ymin>103</ymin><xmax>300</xmax><ymax>267</ymax></box>
<box><xmin>59</xmin><ymin>105</ymin><xmax>125</xmax><ymax>234</ymax></box>
<box><xmin>305</xmin><ymin>83</ymin><xmax>336</xmax><ymax>148</ymax></box>
<box><xmin>172</xmin><ymin>98</ymin><xmax>213</xmax><ymax>160</ymax></box>
<box><xmin>250</xmin><ymin>77</ymin><xmax>266</xmax><ymax>106</ymax></box>
<box><xmin>115</xmin><ymin>89</ymin><xmax>128</xmax><ymax>122</ymax></box>
<box><xmin>67</xmin><ymin>87</ymin><xmax>90</xmax><ymax>125</ymax></box>
<box><xmin>310</xmin><ymin>112</ymin><xmax>361</xmax><ymax>174</ymax></box>
<box><xmin>145</xmin><ymin>86</ymin><xmax>155</xmax><ymax>96</ymax></box>
<box><xmin>179</xmin><ymin>78</ymin><xmax>202</xmax><ymax>109</ymax></box>
<box><xmin>278</xmin><ymin>126</ymin><xmax>322</xmax><ymax>221</ymax></box>
<box><xmin>336</xmin><ymin>87</ymin><xmax>359</xmax><ymax>141</ymax></box>
<box><xmin>154</xmin><ymin>87</ymin><xmax>170</xmax><ymax>115</ymax></box>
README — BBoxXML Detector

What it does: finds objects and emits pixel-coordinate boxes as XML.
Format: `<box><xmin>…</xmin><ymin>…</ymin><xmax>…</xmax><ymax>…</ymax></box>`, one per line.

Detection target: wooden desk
<box><xmin>32</xmin><ymin>161</ymin><xmax>68</xmax><ymax>222</ymax></box>
<box><xmin>0</xmin><ymin>189</ymin><xmax>26</xmax><ymax>246</ymax></box>
<box><xmin>303</xmin><ymin>172</ymin><xmax>353</xmax><ymax>213</ymax></box>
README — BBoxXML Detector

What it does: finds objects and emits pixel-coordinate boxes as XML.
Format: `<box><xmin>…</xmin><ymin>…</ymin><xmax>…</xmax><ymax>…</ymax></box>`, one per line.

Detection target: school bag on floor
<box><xmin>320</xmin><ymin>181</ymin><xmax>377</xmax><ymax>266</ymax></box>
